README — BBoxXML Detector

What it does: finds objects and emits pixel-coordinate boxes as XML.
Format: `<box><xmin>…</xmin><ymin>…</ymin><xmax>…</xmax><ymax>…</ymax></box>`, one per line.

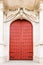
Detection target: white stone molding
<box><xmin>0</xmin><ymin>2</ymin><xmax>5</xmax><ymax>63</ymax></box>
<box><xmin>39</xmin><ymin>2</ymin><xmax>43</xmax><ymax>63</ymax></box>
<box><xmin>3</xmin><ymin>8</ymin><xmax>40</xmax><ymax>62</ymax></box>
<box><xmin>4</xmin><ymin>8</ymin><xmax>39</xmax><ymax>23</ymax></box>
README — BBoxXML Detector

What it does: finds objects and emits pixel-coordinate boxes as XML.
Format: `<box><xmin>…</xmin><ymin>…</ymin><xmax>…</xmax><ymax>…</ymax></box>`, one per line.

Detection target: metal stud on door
<box><xmin>10</xmin><ymin>19</ymin><xmax>33</xmax><ymax>60</ymax></box>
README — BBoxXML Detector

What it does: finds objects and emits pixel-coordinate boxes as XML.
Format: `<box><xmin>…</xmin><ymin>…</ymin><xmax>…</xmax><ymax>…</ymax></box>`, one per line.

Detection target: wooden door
<box><xmin>10</xmin><ymin>19</ymin><xmax>33</xmax><ymax>60</ymax></box>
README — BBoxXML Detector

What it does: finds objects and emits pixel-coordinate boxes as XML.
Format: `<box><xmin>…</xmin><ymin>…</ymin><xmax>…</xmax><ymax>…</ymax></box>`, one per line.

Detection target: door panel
<box><xmin>10</xmin><ymin>19</ymin><xmax>33</xmax><ymax>60</ymax></box>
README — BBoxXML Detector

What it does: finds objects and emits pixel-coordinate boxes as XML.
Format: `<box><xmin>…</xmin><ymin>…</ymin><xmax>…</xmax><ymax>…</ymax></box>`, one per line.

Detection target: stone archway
<box><xmin>3</xmin><ymin>8</ymin><xmax>39</xmax><ymax>62</ymax></box>
<box><xmin>9</xmin><ymin>19</ymin><xmax>33</xmax><ymax>60</ymax></box>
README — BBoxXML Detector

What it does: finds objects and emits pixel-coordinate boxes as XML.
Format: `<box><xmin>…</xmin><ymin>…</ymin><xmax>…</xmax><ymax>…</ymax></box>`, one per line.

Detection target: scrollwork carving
<box><xmin>4</xmin><ymin>8</ymin><xmax>39</xmax><ymax>23</ymax></box>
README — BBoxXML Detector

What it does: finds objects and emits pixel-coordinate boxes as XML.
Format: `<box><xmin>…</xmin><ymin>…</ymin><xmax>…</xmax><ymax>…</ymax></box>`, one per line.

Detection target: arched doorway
<box><xmin>9</xmin><ymin>19</ymin><xmax>33</xmax><ymax>60</ymax></box>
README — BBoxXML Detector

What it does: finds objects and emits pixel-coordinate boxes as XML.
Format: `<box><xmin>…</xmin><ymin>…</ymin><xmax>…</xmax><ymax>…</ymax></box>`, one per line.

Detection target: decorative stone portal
<box><xmin>9</xmin><ymin>19</ymin><xmax>33</xmax><ymax>60</ymax></box>
<box><xmin>0</xmin><ymin>0</ymin><xmax>43</xmax><ymax>63</ymax></box>
<box><xmin>3</xmin><ymin>8</ymin><xmax>39</xmax><ymax>62</ymax></box>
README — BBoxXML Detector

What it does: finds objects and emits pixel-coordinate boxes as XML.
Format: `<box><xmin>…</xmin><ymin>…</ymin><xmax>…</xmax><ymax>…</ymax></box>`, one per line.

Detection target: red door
<box><xmin>10</xmin><ymin>19</ymin><xmax>33</xmax><ymax>60</ymax></box>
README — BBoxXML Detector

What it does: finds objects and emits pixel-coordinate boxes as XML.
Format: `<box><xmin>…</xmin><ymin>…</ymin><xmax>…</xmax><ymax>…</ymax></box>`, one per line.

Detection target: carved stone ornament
<box><xmin>4</xmin><ymin>8</ymin><xmax>39</xmax><ymax>23</ymax></box>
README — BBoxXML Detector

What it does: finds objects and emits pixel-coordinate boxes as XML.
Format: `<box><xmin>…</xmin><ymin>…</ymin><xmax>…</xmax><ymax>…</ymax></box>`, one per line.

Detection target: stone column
<box><xmin>40</xmin><ymin>2</ymin><xmax>43</xmax><ymax>63</ymax></box>
<box><xmin>0</xmin><ymin>1</ymin><xmax>6</xmax><ymax>63</ymax></box>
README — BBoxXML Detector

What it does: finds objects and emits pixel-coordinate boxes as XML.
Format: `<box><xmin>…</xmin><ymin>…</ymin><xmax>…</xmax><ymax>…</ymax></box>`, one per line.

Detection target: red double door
<box><xmin>10</xmin><ymin>19</ymin><xmax>33</xmax><ymax>60</ymax></box>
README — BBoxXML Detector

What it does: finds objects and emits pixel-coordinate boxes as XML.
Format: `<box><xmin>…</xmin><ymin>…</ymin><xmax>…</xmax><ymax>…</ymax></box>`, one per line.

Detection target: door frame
<box><xmin>3</xmin><ymin>8</ymin><xmax>39</xmax><ymax>62</ymax></box>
